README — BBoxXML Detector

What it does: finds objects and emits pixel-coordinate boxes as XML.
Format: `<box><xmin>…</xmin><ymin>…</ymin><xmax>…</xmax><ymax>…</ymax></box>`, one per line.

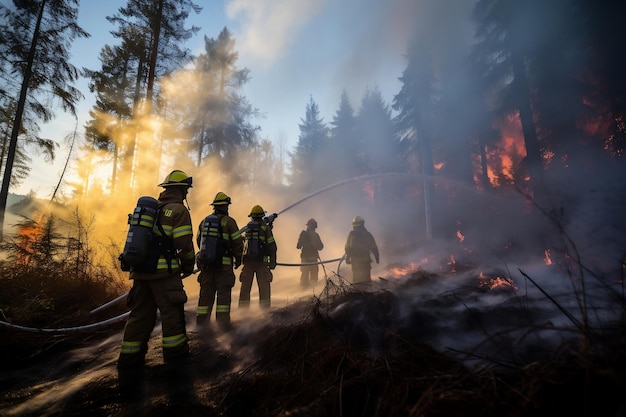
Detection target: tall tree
<box><xmin>83</xmin><ymin>43</ymin><xmax>135</xmax><ymax>195</ymax></box>
<box><xmin>585</xmin><ymin>0</ymin><xmax>626</xmax><ymax>157</ymax></box>
<box><xmin>289</xmin><ymin>96</ymin><xmax>328</xmax><ymax>191</ymax></box>
<box><xmin>85</xmin><ymin>0</ymin><xmax>201</xmax><ymax>195</ymax></box>
<box><xmin>355</xmin><ymin>87</ymin><xmax>397</xmax><ymax>175</ymax></box>
<box><xmin>327</xmin><ymin>90</ymin><xmax>358</xmax><ymax>181</ymax></box>
<box><xmin>393</xmin><ymin>39</ymin><xmax>438</xmax><ymax>240</ymax></box>
<box><xmin>472</xmin><ymin>0</ymin><xmax>545</xmax><ymax>191</ymax></box>
<box><xmin>0</xmin><ymin>0</ymin><xmax>88</xmax><ymax>239</ymax></box>
<box><xmin>179</xmin><ymin>27</ymin><xmax>258</xmax><ymax>179</ymax></box>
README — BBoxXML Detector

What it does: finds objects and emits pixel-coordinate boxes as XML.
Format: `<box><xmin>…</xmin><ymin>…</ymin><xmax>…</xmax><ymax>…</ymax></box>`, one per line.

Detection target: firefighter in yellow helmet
<box><xmin>238</xmin><ymin>205</ymin><xmax>278</xmax><ymax>309</ymax></box>
<box><xmin>344</xmin><ymin>216</ymin><xmax>379</xmax><ymax>287</ymax></box>
<box><xmin>117</xmin><ymin>170</ymin><xmax>196</xmax><ymax>369</ymax></box>
<box><xmin>296</xmin><ymin>218</ymin><xmax>324</xmax><ymax>289</ymax></box>
<box><xmin>195</xmin><ymin>192</ymin><xmax>244</xmax><ymax>328</ymax></box>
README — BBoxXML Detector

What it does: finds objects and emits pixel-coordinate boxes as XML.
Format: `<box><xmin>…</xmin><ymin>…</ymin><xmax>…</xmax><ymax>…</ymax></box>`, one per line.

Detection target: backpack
<box><xmin>243</xmin><ymin>220</ymin><xmax>265</xmax><ymax>262</ymax></box>
<box><xmin>197</xmin><ymin>214</ymin><xmax>224</xmax><ymax>267</ymax></box>
<box><xmin>119</xmin><ymin>196</ymin><xmax>175</xmax><ymax>273</ymax></box>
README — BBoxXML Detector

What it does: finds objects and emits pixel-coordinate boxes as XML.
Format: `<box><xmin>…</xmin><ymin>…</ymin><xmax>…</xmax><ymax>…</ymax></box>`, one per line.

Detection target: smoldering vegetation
<box><xmin>1</xmin><ymin>162</ymin><xmax>626</xmax><ymax>416</ymax></box>
<box><xmin>2</xmin><ymin>251</ymin><xmax>626</xmax><ymax>417</ymax></box>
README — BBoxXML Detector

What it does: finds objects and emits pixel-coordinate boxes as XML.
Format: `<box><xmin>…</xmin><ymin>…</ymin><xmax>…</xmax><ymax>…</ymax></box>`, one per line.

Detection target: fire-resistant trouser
<box><xmin>351</xmin><ymin>261</ymin><xmax>372</xmax><ymax>285</ymax></box>
<box><xmin>239</xmin><ymin>261</ymin><xmax>272</xmax><ymax>309</ymax></box>
<box><xmin>119</xmin><ymin>276</ymin><xmax>189</xmax><ymax>367</ymax></box>
<box><xmin>197</xmin><ymin>267</ymin><xmax>236</xmax><ymax>323</ymax></box>
<box><xmin>300</xmin><ymin>257</ymin><xmax>319</xmax><ymax>288</ymax></box>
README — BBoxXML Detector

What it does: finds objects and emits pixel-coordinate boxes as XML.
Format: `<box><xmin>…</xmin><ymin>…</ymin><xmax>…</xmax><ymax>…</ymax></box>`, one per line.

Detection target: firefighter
<box><xmin>344</xmin><ymin>216</ymin><xmax>379</xmax><ymax>287</ymax></box>
<box><xmin>296</xmin><ymin>218</ymin><xmax>324</xmax><ymax>289</ymax></box>
<box><xmin>117</xmin><ymin>170</ymin><xmax>196</xmax><ymax>369</ymax></box>
<box><xmin>196</xmin><ymin>192</ymin><xmax>243</xmax><ymax>327</ymax></box>
<box><xmin>238</xmin><ymin>205</ymin><xmax>278</xmax><ymax>309</ymax></box>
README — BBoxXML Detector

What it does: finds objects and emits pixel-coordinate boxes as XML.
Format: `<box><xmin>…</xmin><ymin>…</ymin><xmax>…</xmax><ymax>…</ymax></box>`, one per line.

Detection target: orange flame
<box><xmin>386</xmin><ymin>262</ymin><xmax>419</xmax><ymax>278</ymax></box>
<box><xmin>479</xmin><ymin>272</ymin><xmax>518</xmax><ymax>291</ymax></box>
<box><xmin>544</xmin><ymin>249</ymin><xmax>553</xmax><ymax>265</ymax></box>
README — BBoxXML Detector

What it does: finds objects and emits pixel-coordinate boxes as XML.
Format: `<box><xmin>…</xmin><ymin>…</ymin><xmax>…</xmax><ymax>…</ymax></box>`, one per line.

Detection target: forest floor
<box><xmin>2</xmin><ymin>270</ymin><xmax>626</xmax><ymax>417</ymax></box>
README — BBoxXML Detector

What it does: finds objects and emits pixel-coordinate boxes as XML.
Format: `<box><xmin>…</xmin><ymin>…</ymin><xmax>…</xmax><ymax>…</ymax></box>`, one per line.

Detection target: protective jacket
<box><xmin>239</xmin><ymin>218</ymin><xmax>277</xmax><ymax>308</ymax></box>
<box><xmin>131</xmin><ymin>187</ymin><xmax>196</xmax><ymax>280</ymax></box>
<box><xmin>118</xmin><ymin>183</ymin><xmax>194</xmax><ymax>369</ymax></box>
<box><xmin>196</xmin><ymin>205</ymin><xmax>243</xmax><ymax>323</ymax></box>
<box><xmin>345</xmin><ymin>225</ymin><xmax>379</xmax><ymax>265</ymax></box>
<box><xmin>244</xmin><ymin>220</ymin><xmax>277</xmax><ymax>266</ymax></box>
<box><xmin>195</xmin><ymin>208</ymin><xmax>244</xmax><ymax>269</ymax></box>
<box><xmin>297</xmin><ymin>229</ymin><xmax>324</xmax><ymax>262</ymax></box>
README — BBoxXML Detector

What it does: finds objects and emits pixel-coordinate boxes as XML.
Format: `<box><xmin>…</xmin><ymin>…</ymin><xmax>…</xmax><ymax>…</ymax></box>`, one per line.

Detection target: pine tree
<box><xmin>328</xmin><ymin>90</ymin><xmax>358</xmax><ymax>180</ymax></box>
<box><xmin>472</xmin><ymin>0</ymin><xmax>547</xmax><ymax>190</ymax></box>
<box><xmin>84</xmin><ymin>0</ymin><xmax>201</xmax><ymax>195</ymax></box>
<box><xmin>289</xmin><ymin>96</ymin><xmax>328</xmax><ymax>191</ymax></box>
<box><xmin>0</xmin><ymin>0</ymin><xmax>88</xmax><ymax>239</ymax></box>
<box><xmin>158</xmin><ymin>26</ymin><xmax>259</xmax><ymax>191</ymax></box>
<box><xmin>355</xmin><ymin>87</ymin><xmax>397</xmax><ymax>175</ymax></box>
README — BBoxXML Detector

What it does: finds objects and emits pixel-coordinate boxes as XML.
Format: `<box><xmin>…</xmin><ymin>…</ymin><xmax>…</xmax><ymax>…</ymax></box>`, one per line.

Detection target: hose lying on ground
<box><xmin>2</xmin><ymin>257</ymin><xmax>346</xmax><ymax>333</ymax></box>
<box><xmin>0</xmin><ymin>311</ymin><xmax>130</xmax><ymax>333</ymax></box>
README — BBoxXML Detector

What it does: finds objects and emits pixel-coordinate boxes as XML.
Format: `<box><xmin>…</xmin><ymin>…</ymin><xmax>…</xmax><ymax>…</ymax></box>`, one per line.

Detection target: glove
<box><xmin>269</xmin><ymin>260</ymin><xmax>277</xmax><ymax>270</ymax></box>
<box><xmin>375</xmin><ymin>257</ymin><xmax>380</xmax><ymax>264</ymax></box>
<box><xmin>180</xmin><ymin>266</ymin><xmax>194</xmax><ymax>279</ymax></box>
<box><xmin>345</xmin><ymin>256</ymin><xmax>351</xmax><ymax>265</ymax></box>
<box><xmin>234</xmin><ymin>258</ymin><xmax>242</xmax><ymax>269</ymax></box>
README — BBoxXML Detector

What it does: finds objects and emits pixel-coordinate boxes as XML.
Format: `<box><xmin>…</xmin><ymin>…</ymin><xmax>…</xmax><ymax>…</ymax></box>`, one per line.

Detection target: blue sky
<box><xmin>18</xmin><ymin>0</ymin><xmax>474</xmax><ymax>197</ymax></box>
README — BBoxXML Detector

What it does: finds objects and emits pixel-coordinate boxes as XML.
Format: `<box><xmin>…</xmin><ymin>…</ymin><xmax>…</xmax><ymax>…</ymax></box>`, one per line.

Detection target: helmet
<box><xmin>158</xmin><ymin>170</ymin><xmax>193</xmax><ymax>188</ymax></box>
<box><xmin>211</xmin><ymin>191</ymin><xmax>231</xmax><ymax>205</ymax></box>
<box><xmin>249</xmin><ymin>205</ymin><xmax>265</xmax><ymax>217</ymax></box>
<box><xmin>306</xmin><ymin>218</ymin><xmax>317</xmax><ymax>227</ymax></box>
<box><xmin>352</xmin><ymin>216</ymin><xmax>365</xmax><ymax>227</ymax></box>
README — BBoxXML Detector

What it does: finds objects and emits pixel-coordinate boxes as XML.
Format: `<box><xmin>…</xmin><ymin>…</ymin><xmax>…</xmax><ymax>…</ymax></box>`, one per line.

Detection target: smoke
<box><xmin>225</xmin><ymin>0</ymin><xmax>328</xmax><ymax>69</ymax></box>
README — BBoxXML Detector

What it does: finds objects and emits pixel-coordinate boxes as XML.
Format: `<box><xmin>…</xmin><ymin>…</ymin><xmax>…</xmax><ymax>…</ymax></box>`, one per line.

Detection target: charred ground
<box><xmin>2</xmin><ymin>269</ymin><xmax>626</xmax><ymax>417</ymax></box>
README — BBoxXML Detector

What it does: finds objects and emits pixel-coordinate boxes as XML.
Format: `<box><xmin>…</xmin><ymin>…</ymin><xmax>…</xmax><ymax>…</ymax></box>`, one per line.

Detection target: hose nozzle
<box><xmin>263</xmin><ymin>212</ymin><xmax>278</xmax><ymax>225</ymax></box>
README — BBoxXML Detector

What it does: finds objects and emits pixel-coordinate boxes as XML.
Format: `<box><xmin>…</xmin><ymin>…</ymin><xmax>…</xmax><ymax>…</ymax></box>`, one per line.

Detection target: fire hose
<box><xmin>6</xmin><ymin>173</ymin><xmax>405</xmax><ymax>334</ymax></box>
<box><xmin>0</xmin><ymin>256</ymin><xmax>346</xmax><ymax>333</ymax></box>
<box><xmin>89</xmin><ymin>257</ymin><xmax>346</xmax><ymax>315</ymax></box>
<box><xmin>96</xmin><ymin>256</ymin><xmax>346</xmax><ymax>306</ymax></box>
<box><xmin>0</xmin><ymin>311</ymin><xmax>130</xmax><ymax>333</ymax></box>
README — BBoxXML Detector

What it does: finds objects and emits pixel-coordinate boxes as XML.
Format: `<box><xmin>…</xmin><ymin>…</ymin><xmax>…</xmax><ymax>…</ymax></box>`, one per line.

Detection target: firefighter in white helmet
<box><xmin>195</xmin><ymin>192</ymin><xmax>243</xmax><ymax>327</ymax></box>
<box><xmin>344</xmin><ymin>216</ymin><xmax>379</xmax><ymax>287</ymax></box>
<box><xmin>117</xmin><ymin>170</ymin><xmax>196</xmax><ymax>370</ymax></box>
<box><xmin>238</xmin><ymin>205</ymin><xmax>278</xmax><ymax>309</ymax></box>
<box><xmin>296</xmin><ymin>218</ymin><xmax>324</xmax><ymax>289</ymax></box>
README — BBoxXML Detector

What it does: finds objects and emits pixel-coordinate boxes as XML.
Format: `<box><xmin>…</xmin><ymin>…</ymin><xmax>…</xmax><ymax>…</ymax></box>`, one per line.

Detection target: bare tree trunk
<box><xmin>0</xmin><ymin>0</ymin><xmax>46</xmax><ymax>240</ymax></box>
<box><xmin>511</xmin><ymin>50</ymin><xmax>543</xmax><ymax>191</ymax></box>
<box><xmin>51</xmin><ymin>118</ymin><xmax>78</xmax><ymax>202</ymax></box>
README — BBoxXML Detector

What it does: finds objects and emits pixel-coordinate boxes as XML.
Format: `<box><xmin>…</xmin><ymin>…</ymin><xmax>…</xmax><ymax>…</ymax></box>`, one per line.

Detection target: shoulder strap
<box><xmin>156</xmin><ymin>203</ymin><xmax>174</xmax><ymax>273</ymax></box>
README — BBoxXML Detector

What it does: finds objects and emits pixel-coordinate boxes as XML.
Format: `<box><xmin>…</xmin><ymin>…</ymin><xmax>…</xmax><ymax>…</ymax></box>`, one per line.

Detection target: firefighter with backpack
<box><xmin>195</xmin><ymin>192</ymin><xmax>244</xmax><ymax>327</ymax></box>
<box><xmin>238</xmin><ymin>205</ymin><xmax>278</xmax><ymax>309</ymax></box>
<box><xmin>117</xmin><ymin>170</ymin><xmax>196</xmax><ymax>370</ymax></box>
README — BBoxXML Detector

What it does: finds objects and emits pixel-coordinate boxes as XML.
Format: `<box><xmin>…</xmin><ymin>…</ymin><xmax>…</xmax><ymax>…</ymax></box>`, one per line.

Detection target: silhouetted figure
<box><xmin>344</xmin><ymin>216</ymin><xmax>379</xmax><ymax>287</ymax></box>
<box><xmin>297</xmin><ymin>218</ymin><xmax>324</xmax><ymax>289</ymax></box>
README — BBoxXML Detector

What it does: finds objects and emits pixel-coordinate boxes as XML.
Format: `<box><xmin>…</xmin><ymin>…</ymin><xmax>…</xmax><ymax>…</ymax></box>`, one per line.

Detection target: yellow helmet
<box><xmin>249</xmin><ymin>205</ymin><xmax>265</xmax><ymax>217</ymax></box>
<box><xmin>211</xmin><ymin>191</ymin><xmax>231</xmax><ymax>205</ymax></box>
<box><xmin>352</xmin><ymin>216</ymin><xmax>365</xmax><ymax>226</ymax></box>
<box><xmin>158</xmin><ymin>170</ymin><xmax>192</xmax><ymax>188</ymax></box>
